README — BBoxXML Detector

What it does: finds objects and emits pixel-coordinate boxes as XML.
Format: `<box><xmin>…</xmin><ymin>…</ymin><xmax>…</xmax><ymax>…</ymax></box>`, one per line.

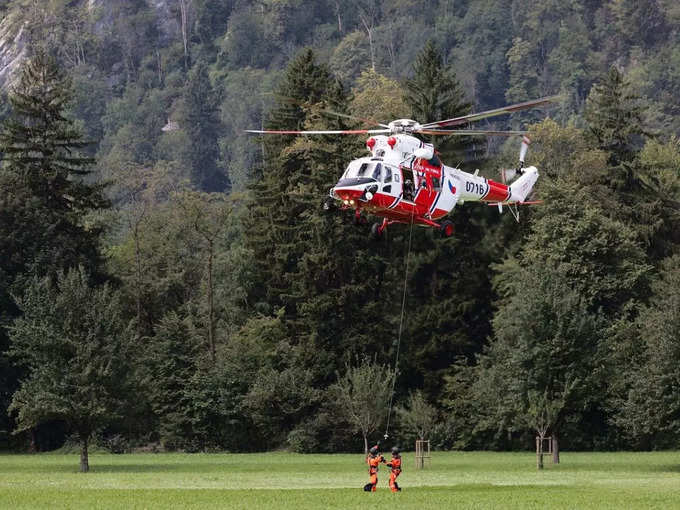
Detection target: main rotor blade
<box><xmin>416</xmin><ymin>129</ymin><xmax>527</xmax><ymax>136</ymax></box>
<box><xmin>267</xmin><ymin>94</ymin><xmax>390</xmax><ymax>128</ymax></box>
<box><xmin>421</xmin><ymin>95</ymin><xmax>561</xmax><ymax>129</ymax></box>
<box><xmin>245</xmin><ymin>129</ymin><xmax>391</xmax><ymax>135</ymax></box>
<box><xmin>316</xmin><ymin>110</ymin><xmax>390</xmax><ymax>129</ymax></box>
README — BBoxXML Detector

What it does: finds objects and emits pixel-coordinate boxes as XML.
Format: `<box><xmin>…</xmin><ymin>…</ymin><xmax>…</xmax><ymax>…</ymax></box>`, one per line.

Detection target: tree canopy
<box><xmin>1</xmin><ymin>0</ymin><xmax>680</xmax><ymax>457</ymax></box>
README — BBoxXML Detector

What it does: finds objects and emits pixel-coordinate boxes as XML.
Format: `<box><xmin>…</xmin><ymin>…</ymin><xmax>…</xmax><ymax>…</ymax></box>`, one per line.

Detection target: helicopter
<box><xmin>247</xmin><ymin>96</ymin><xmax>557</xmax><ymax>238</ymax></box>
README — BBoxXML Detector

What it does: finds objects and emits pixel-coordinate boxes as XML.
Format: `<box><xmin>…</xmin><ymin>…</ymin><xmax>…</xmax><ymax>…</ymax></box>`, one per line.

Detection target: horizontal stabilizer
<box><xmin>487</xmin><ymin>200</ymin><xmax>543</xmax><ymax>206</ymax></box>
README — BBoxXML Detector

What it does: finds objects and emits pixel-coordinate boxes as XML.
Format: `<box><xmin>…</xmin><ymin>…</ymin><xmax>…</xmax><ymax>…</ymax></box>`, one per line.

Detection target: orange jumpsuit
<box><xmin>365</xmin><ymin>454</ymin><xmax>385</xmax><ymax>491</ymax></box>
<box><xmin>387</xmin><ymin>455</ymin><xmax>402</xmax><ymax>492</ymax></box>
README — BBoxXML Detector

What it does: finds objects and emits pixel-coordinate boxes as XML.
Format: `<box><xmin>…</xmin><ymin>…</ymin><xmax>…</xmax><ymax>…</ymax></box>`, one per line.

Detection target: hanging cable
<box><xmin>384</xmin><ymin>207</ymin><xmax>415</xmax><ymax>440</ymax></box>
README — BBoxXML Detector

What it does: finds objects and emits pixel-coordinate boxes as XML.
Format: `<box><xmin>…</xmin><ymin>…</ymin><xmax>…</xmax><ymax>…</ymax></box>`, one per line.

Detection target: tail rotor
<box><xmin>500</xmin><ymin>135</ymin><xmax>531</xmax><ymax>184</ymax></box>
<box><xmin>518</xmin><ymin>135</ymin><xmax>531</xmax><ymax>172</ymax></box>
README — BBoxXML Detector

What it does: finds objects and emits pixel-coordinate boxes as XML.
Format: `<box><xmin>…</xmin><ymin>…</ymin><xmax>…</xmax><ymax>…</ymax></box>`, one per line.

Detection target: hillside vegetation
<box><xmin>0</xmin><ymin>0</ymin><xmax>679</xmax><ymax>460</ymax></box>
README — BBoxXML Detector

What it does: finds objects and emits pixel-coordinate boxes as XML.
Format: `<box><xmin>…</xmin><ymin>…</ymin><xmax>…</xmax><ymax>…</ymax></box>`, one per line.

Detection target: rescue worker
<box><xmin>363</xmin><ymin>445</ymin><xmax>385</xmax><ymax>492</ymax></box>
<box><xmin>403</xmin><ymin>179</ymin><xmax>414</xmax><ymax>201</ymax></box>
<box><xmin>386</xmin><ymin>446</ymin><xmax>402</xmax><ymax>492</ymax></box>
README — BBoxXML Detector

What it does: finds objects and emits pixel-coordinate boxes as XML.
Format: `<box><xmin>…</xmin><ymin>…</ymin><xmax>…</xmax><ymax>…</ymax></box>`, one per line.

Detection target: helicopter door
<box><xmin>382</xmin><ymin>165</ymin><xmax>397</xmax><ymax>195</ymax></box>
<box><xmin>400</xmin><ymin>167</ymin><xmax>415</xmax><ymax>202</ymax></box>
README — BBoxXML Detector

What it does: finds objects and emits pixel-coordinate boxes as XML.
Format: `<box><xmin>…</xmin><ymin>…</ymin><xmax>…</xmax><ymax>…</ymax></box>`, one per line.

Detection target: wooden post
<box><xmin>415</xmin><ymin>439</ymin><xmax>430</xmax><ymax>469</ymax></box>
<box><xmin>536</xmin><ymin>436</ymin><xmax>554</xmax><ymax>469</ymax></box>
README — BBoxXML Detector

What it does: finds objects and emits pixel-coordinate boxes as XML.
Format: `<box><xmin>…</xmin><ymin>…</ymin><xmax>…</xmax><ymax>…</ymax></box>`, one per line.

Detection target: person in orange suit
<box><xmin>386</xmin><ymin>446</ymin><xmax>402</xmax><ymax>492</ymax></box>
<box><xmin>363</xmin><ymin>445</ymin><xmax>385</xmax><ymax>491</ymax></box>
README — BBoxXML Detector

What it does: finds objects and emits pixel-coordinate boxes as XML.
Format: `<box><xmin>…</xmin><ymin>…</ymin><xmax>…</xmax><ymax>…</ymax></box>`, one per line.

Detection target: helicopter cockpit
<box><xmin>332</xmin><ymin>158</ymin><xmax>403</xmax><ymax>205</ymax></box>
<box><xmin>337</xmin><ymin>160</ymin><xmax>383</xmax><ymax>185</ymax></box>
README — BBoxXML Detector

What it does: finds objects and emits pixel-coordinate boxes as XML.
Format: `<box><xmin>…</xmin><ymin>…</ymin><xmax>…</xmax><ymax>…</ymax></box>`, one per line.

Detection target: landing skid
<box><xmin>370</xmin><ymin>217</ymin><xmax>454</xmax><ymax>239</ymax></box>
<box><xmin>371</xmin><ymin>218</ymin><xmax>392</xmax><ymax>240</ymax></box>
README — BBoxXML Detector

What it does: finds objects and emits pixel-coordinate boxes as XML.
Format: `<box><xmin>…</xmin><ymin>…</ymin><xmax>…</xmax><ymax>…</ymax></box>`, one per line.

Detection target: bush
<box><xmin>105</xmin><ymin>434</ymin><xmax>130</xmax><ymax>454</ymax></box>
<box><xmin>287</xmin><ymin>424</ymin><xmax>319</xmax><ymax>453</ymax></box>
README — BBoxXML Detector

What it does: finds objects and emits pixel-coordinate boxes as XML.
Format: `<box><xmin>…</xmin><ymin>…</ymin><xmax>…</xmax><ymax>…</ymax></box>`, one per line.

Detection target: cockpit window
<box><xmin>384</xmin><ymin>166</ymin><xmax>392</xmax><ymax>183</ymax></box>
<box><xmin>372</xmin><ymin>163</ymin><xmax>382</xmax><ymax>180</ymax></box>
<box><xmin>342</xmin><ymin>161</ymin><xmax>382</xmax><ymax>180</ymax></box>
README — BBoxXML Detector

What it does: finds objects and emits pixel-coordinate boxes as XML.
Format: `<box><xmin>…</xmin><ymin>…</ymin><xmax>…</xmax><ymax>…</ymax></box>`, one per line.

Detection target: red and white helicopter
<box><xmin>248</xmin><ymin>96</ymin><xmax>557</xmax><ymax>238</ymax></box>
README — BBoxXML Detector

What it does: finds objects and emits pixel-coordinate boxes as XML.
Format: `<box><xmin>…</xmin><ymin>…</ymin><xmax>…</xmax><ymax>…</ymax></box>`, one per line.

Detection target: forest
<box><xmin>0</xmin><ymin>0</ymin><xmax>679</xmax><ymax>464</ymax></box>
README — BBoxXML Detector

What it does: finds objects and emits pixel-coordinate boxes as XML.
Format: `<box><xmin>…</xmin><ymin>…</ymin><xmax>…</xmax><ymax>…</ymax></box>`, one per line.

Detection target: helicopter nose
<box><xmin>333</xmin><ymin>182</ymin><xmax>367</xmax><ymax>203</ymax></box>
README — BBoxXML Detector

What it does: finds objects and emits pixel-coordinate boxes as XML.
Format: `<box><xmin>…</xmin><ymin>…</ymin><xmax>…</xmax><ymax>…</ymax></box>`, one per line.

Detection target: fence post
<box><xmin>415</xmin><ymin>439</ymin><xmax>430</xmax><ymax>469</ymax></box>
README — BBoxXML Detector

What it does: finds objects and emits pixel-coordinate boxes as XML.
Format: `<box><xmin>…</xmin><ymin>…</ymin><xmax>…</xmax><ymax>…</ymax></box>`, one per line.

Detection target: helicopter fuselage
<box><xmin>330</xmin><ymin>134</ymin><xmax>538</xmax><ymax>233</ymax></box>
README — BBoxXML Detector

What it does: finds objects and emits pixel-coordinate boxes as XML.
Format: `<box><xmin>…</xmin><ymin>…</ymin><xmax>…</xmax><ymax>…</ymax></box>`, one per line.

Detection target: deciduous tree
<box><xmin>611</xmin><ymin>255</ymin><xmax>680</xmax><ymax>447</ymax></box>
<box><xmin>471</xmin><ymin>178</ymin><xmax>650</xmax><ymax>449</ymax></box>
<box><xmin>331</xmin><ymin>357</ymin><xmax>395</xmax><ymax>454</ymax></box>
<box><xmin>8</xmin><ymin>268</ymin><xmax>130</xmax><ymax>472</ymax></box>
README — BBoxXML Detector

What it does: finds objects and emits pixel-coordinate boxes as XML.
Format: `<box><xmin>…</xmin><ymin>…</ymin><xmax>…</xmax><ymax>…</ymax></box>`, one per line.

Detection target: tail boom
<box><xmin>506</xmin><ymin>166</ymin><xmax>539</xmax><ymax>203</ymax></box>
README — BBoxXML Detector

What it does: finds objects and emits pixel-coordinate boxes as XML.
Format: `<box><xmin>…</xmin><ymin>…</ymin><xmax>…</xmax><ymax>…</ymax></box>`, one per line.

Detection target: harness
<box><xmin>390</xmin><ymin>458</ymin><xmax>402</xmax><ymax>474</ymax></box>
<box><xmin>368</xmin><ymin>455</ymin><xmax>382</xmax><ymax>474</ymax></box>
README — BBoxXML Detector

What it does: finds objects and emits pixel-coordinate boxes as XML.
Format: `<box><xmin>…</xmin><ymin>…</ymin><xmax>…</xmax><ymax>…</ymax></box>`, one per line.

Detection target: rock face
<box><xmin>0</xmin><ymin>0</ymin><xmax>179</xmax><ymax>90</ymax></box>
<box><xmin>0</xmin><ymin>12</ymin><xmax>28</xmax><ymax>90</ymax></box>
<box><xmin>150</xmin><ymin>0</ymin><xmax>181</xmax><ymax>46</ymax></box>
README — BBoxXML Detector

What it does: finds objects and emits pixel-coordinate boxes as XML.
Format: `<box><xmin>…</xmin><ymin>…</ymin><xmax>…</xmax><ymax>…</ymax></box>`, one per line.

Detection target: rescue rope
<box><xmin>384</xmin><ymin>207</ymin><xmax>415</xmax><ymax>440</ymax></box>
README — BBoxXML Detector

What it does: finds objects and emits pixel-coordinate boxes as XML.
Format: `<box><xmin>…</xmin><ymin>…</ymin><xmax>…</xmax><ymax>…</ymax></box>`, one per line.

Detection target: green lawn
<box><xmin>1</xmin><ymin>451</ymin><xmax>678</xmax><ymax>509</ymax></box>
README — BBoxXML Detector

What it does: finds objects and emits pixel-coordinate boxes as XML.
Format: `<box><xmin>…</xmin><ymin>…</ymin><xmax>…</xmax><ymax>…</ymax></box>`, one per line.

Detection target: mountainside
<box><xmin>0</xmin><ymin>4</ymin><xmax>27</xmax><ymax>88</ymax></box>
<box><xmin>0</xmin><ymin>0</ymin><xmax>679</xmax><ymax>455</ymax></box>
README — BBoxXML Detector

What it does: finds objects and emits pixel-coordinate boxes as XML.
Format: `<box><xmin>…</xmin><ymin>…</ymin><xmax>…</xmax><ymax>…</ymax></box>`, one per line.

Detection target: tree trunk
<box><xmin>536</xmin><ymin>436</ymin><xmax>544</xmax><ymax>470</ymax></box>
<box><xmin>80</xmin><ymin>438</ymin><xmax>89</xmax><ymax>473</ymax></box>
<box><xmin>552</xmin><ymin>434</ymin><xmax>560</xmax><ymax>464</ymax></box>
<box><xmin>134</xmin><ymin>222</ymin><xmax>142</xmax><ymax>338</ymax></box>
<box><xmin>366</xmin><ymin>27</ymin><xmax>375</xmax><ymax>71</ymax></box>
<box><xmin>334</xmin><ymin>1</ymin><xmax>342</xmax><ymax>33</ymax></box>
<box><xmin>359</xmin><ymin>14</ymin><xmax>376</xmax><ymax>71</ymax></box>
<box><xmin>156</xmin><ymin>49</ymin><xmax>163</xmax><ymax>85</ymax></box>
<box><xmin>363</xmin><ymin>434</ymin><xmax>368</xmax><ymax>455</ymax></box>
<box><xmin>388</xmin><ymin>25</ymin><xmax>396</xmax><ymax>73</ymax></box>
<box><xmin>29</xmin><ymin>428</ymin><xmax>37</xmax><ymax>453</ymax></box>
<box><xmin>179</xmin><ymin>0</ymin><xmax>189</xmax><ymax>70</ymax></box>
<box><xmin>207</xmin><ymin>238</ymin><xmax>215</xmax><ymax>362</ymax></box>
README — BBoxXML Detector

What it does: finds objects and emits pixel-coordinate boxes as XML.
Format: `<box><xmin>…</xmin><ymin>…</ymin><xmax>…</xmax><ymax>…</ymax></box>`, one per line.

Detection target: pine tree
<box><xmin>267</xmin><ymin>49</ymin><xmax>337</xmax><ymax>132</ymax></box>
<box><xmin>585</xmin><ymin>66</ymin><xmax>648</xmax><ymax>186</ymax></box>
<box><xmin>0</xmin><ymin>50</ymin><xmax>109</xmax><ymax>447</ymax></box>
<box><xmin>180</xmin><ymin>61</ymin><xmax>230</xmax><ymax>192</ymax></box>
<box><xmin>584</xmin><ymin>66</ymin><xmax>676</xmax><ymax>258</ymax></box>
<box><xmin>397</xmin><ymin>215</ymin><xmax>499</xmax><ymax>398</ymax></box>
<box><xmin>400</xmin><ymin>42</ymin><xmax>497</xmax><ymax>397</ymax></box>
<box><xmin>0</xmin><ymin>49</ymin><xmax>108</xmax><ymax>282</ymax></box>
<box><xmin>243</xmin><ymin>51</ymin><xmax>398</xmax><ymax>447</ymax></box>
<box><xmin>246</xmin><ymin>49</ymin><xmax>357</xmax><ymax>313</ymax></box>
<box><xmin>404</xmin><ymin>40</ymin><xmax>476</xmax><ymax>164</ymax></box>
<box><xmin>142</xmin><ymin>312</ymin><xmax>201</xmax><ymax>450</ymax></box>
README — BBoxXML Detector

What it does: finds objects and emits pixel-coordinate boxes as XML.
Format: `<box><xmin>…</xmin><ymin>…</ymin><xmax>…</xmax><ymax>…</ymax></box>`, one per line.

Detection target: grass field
<box><xmin>1</xmin><ymin>450</ymin><xmax>678</xmax><ymax>509</ymax></box>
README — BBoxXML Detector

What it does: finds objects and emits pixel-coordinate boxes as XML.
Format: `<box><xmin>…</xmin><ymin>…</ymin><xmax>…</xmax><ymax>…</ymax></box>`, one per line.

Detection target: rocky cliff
<box><xmin>0</xmin><ymin>0</ymin><xmax>179</xmax><ymax>90</ymax></box>
<box><xmin>0</xmin><ymin>9</ymin><xmax>27</xmax><ymax>90</ymax></box>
